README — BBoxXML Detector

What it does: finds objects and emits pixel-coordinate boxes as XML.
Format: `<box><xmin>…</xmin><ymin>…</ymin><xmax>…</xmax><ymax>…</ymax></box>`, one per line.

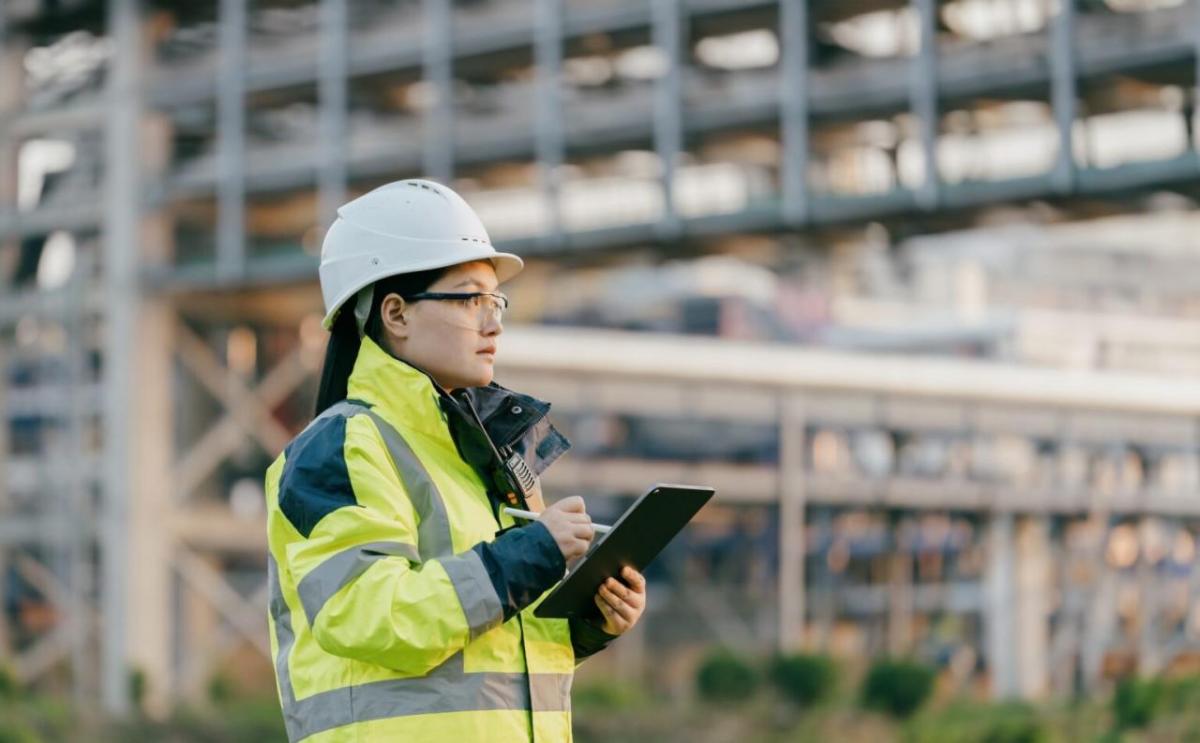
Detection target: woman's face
<box><xmin>380</xmin><ymin>260</ymin><xmax>504</xmax><ymax>391</ymax></box>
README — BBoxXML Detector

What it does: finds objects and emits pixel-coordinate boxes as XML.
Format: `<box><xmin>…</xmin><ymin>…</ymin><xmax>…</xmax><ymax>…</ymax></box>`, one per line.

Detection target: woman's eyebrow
<box><xmin>451</xmin><ymin>279</ymin><xmax>496</xmax><ymax>290</ymax></box>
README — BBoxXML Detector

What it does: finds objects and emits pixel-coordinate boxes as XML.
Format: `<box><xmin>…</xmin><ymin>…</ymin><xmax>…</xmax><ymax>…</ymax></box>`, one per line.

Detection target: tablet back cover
<box><xmin>533</xmin><ymin>484</ymin><xmax>714</xmax><ymax>620</ymax></box>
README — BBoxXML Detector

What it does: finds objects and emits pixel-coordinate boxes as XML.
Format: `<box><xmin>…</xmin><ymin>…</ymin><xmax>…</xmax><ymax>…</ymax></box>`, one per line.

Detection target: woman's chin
<box><xmin>466</xmin><ymin>360</ymin><xmax>494</xmax><ymax>388</ymax></box>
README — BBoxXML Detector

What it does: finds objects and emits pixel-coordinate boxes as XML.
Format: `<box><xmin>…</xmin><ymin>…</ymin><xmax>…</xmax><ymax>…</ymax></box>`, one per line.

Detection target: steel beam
<box><xmin>422</xmin><ymin>0</ymin><xmax>455</xmax><ymax>182</ymax></box>
<box><xmin>217</xmin><ymin>0</ymin><xmax>247</xmax><ymax>278</ymax></box>
<box><xmin>910</xmin><ymin>0</ymin><xmax>940</xmax><ymax>209</ymax></box>
<box><xmin>779</xmin><ymin>0</ymin><xmax>810</xmax><ymax>225</ymax></box>
<box><xmin>985</xmin><ymin>512</ymin><xmax>1018</xmax><ymax>698</ymax></box>
<box><xmin>534</xmin><ymin>0</ymin><xmax>566</xmax><ymax>245</ymax></box>
<box><xmin>1050</xmin><ymin>0</ymin><xmax>1077</xmax><ymax>193</ymax></box>
<box><xmin>318</xmin><ymin>0</ymin><xmax>349</xmax><ymax>228</ymax></box>
<box><xmin>652</xmin><ymin>0</ymin><xmax>682</xmax><ymax>237</ymax></box>
<box><xmin>101</xmin><ymin>0</ymin><xmax>140</xmax><ymax>718</ymax></box>
<box><xmin>778</xmin><ymin>396</ymin><xmax>807</xmax><ymax>651</ymax></box>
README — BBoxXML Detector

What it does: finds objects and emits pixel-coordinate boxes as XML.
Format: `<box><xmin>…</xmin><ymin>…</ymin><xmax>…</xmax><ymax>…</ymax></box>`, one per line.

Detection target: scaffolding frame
<box><xmin>2</xmin><ymin>0</ymin><xmax>1200</xmax><ymax>717</ymax></box>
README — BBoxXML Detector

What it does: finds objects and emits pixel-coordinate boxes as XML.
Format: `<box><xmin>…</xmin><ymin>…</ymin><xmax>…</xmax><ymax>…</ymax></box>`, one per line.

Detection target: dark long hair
<box><xmin>314</xmin><ymin>267</ymin><xmax>447</xmax><ymax>417</ymax></box>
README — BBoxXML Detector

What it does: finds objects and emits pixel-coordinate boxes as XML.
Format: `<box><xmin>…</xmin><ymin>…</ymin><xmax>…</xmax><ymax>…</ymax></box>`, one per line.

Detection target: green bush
<box><xmin>0</xmin><ymin>664</ymin><xmax>20</xmax><ymax>700</ymax></box>
<box><xmin>1112</xmin><ymin>676</ymin><xmax>1164</xmax><ymax>730</ymax></box>
<box><xmin>215</xmin><ymin>699</ymin><xmax>289</xmax><ymax>743</ymax></box>
<box><xmin>0</xmin><ymin>721</ymin><xmax>42</xmax><ymax>743</ymax></box>
<box><xmin>1160</xmin><ymin>673</ymin><xmax>1200</xmax><ymax>714</ymax></box>
<box><xmin>104</xmin><ymin>698</ymin><xmax>286</xmax><ymax>743</ymax></box>
<box><xmin>980</xmin><ymin>715</ymin><xmax>1047</xmax><ymax>743</ymax></box>
<box><xmin>208</xmin><ymin>673</ymin><xmax>235</xmax><ymax>705</ymax></box>
<box><xmin>127</xmin><ymin>667</ymin><xmax>147</xmax><ymax>716</ymax></box>
<box><xmin>860</xmin><ymin>658</ymin><xmax>935</xmax><ymax>719</ymax></box>
<box><xmin>695</xmin><ymin>649</ymin><xmax>758</xmax><ymax>704</ymax></box>
<box><xmin>769</xmin><ymin>653</ymin><xmax>836</xmax><ymax>707</ymax></box>
<box><xmin>904</xmin><ymin>701</ymin><xmax>1047</xmax><ymax>743</ymax></box>
<box><xmin>572</xmin><ymin>679</ymin><xmax>646</xmax><ymax>711</ymax></box>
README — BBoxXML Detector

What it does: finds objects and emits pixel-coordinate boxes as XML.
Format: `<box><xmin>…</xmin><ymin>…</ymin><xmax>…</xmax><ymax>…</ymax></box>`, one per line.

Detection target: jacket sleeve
<box><xmin>570</xmin><ymin>616</ymin><xmax>618</xmax><ymax>663</ymax></box>
<box><xmin>280</xmin><ymin>412</ymin><xmax>562</xmax><ymax>675</ymax></box>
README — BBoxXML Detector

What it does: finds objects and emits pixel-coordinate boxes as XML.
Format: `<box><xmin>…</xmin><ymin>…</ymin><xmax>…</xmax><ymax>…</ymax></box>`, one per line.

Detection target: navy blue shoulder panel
<box><xmin>278</xmin><ymin>412</ymin><xmax>358</xmax><ymax>538</ymax></box>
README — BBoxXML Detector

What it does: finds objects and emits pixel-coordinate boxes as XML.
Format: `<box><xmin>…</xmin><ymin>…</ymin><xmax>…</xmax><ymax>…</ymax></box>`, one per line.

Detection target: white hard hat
<box><xmin>318</xmin><ymin>178</ymin><xmax>524</xmax><ymax>329</ymax></box>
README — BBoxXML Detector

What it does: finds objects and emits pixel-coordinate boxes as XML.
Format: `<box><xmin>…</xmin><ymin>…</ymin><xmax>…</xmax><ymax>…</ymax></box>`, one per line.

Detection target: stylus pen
<box><xmin>503</xmin><ymin>507</ymin><xmax>612</xmax><ymax>535</ymax></box>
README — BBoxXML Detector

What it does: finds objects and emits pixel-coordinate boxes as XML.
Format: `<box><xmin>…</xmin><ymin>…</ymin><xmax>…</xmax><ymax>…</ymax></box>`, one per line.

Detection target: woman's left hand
<box><xmin>594</xmin><ymin>566</ymin><xmax>646</xmax><ymax>635</ymax></box>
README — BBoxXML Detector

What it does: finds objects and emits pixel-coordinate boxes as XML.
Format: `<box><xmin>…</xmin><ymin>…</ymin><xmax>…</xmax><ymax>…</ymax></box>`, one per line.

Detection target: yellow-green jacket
<box><xmin>265</xmin><ymin>336</ymin><xmax>613</xmax><ymax>742</ymax></box>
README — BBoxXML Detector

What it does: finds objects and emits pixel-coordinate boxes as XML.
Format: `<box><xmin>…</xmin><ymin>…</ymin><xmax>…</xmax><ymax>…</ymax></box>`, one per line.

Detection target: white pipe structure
<box><xmin>497</xmin><ymin>325</ymin><xmax>1200</xmax><ymax>416</ymax></box>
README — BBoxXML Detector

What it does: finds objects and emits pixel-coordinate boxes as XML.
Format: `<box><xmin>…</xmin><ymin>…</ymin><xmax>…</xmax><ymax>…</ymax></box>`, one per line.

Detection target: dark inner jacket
<box><xmin>396</xmin><ymin>377</ymin><xmax>616</xmax><ymax>660</ymax></box>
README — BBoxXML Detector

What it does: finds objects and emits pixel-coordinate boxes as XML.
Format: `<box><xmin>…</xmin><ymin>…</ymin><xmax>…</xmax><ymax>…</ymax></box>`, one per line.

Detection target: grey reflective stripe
<box><xmin>360</xmin><ymin>409</ymin><xmax>455</xmax><ymax>561</ymax></box>
<box><xmin>318</xmin><ymin>401</ymin><xmax>455</xmax><ymax>560</ymax></box>
<box><xmin>337</xmin><ymin>403</ymin><xmax>503</xmax><ymax>636</ymax></box>
<box><xmin>440</xmin><ymin>550</ymin><xmax>504</xmax><ymax>639</ymax></box>
<box><xmin>296</xmin><ymin>541</ymin><xmax>419</xmax><ymax>626</ymax></box>
<box><xmin>267</xmin><ymin>642</ymin><xmax>572</xmax><ymax>741</ymax></box>
<box><xmin>269</xmin><ymin>559</ymin><xmax>570</xmax><ymax>741</ymax></box>
<box><xmin>269</xmin><ymin>552</ymin><xmax>327</xmax><ymax>743</ymax></box>
<box><xmin>305</xmin><ymin>399</ymin><xmax>368</xmax><ymax>430</ymax></box>
<box><xmin>530</xmin><ymin>672</ymin><xmax>574</xmax><ymax>712</ymax></box>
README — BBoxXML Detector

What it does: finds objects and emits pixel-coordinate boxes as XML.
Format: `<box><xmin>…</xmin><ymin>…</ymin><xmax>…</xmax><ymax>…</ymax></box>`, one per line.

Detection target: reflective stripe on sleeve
<box><xmin>440</xmin><ymin>549</ymin><xmax>504</xmax><ymax>640</ymax></box>
<box><xmin>296</xmin><ymin>541</ymin><xmax>420</xmax><ymax>625</ymax></box>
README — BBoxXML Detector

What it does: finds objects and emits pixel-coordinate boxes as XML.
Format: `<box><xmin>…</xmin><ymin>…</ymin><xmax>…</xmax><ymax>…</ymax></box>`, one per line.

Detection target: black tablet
<box><xmin>533</xmin><ymin>484</ymin><xmax>715</xmax><ymax>620</ymax></box>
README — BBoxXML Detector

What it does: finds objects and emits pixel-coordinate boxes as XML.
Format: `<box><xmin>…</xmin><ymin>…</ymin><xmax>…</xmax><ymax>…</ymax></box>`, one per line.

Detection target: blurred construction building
<box><xmin>3</xmin><ymin>0</ymin><xmax>1200</xmax><ymax>718</ymax></box>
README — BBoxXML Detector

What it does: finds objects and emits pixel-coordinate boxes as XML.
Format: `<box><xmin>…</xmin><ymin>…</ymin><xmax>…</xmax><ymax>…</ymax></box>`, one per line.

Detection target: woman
<box><xmin>264</xmin><ymin>179</ymin><xmax>646</xmax><ymax>743</ymax></box>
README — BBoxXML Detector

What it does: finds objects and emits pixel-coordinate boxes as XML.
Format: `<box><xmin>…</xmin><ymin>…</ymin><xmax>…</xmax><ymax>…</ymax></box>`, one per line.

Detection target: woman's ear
<box><xmin>379</xmin><ymin>293</ymin><xmax>410</xmax><ymax>340</ymax></box>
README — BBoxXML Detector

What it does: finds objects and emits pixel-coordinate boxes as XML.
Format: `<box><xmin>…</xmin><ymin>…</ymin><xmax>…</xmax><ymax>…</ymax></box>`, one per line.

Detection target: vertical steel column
<box><xmin>422</xmin><ymin>0</ymin><xmax>455</xmax><ymax>182</ymax></box>
<box><xmin>101</xmin><ymin>0</ymin><xmax>140</xmax><ymax>717</ymax></box>
<box><xmin>985</xmin><ymin>512</ymin><xmax>1017</xmax><ymax>699</ymax></box>
<box><xmin>0</xmin><ymin>14</ymin><xmax>22</xmax><ymax>212</ymax></box>
<box><xmin>652</xmin><ymin>0</ymin><xmax>682</xmax><ymax>237</ymax></box>
<box><xmin>318</xmin><ymin>0</ymin><xmax>349</xmax><ymax>228</ymax></box>
<box><xmin>910</xmin><ymin>0</ymin><xmax>939</xmax><ymax>209</ymax></box>
<box><xmin>778</xmin><ymin>397</ymin><xmax>807</xmax><ymax>651</ymax></box>
<box><xmin>0</xmin><ymin>403</ymin><xmax>5</xmax><ymax>667</ymax></box>
<box><xmin>534</xmin><ymin>0</ymin><xmax>565</xmax><ymax>246</ymax></box>
<box><xmin>1193</xmin><ymin>0</ymin><xmax>1200</xmax><ymax>154</ymax></box>
<box><xmin>1050</xmin><ymin>0</ymin><xmax>1077</xmax><ymax>193</ymax></box>
<box><xmin>217</xmin><ymin>0</ymin><xmax>247</xmax><ymax>278</ymax></box>
<box><xmin>1136</xmin><ymin>516</ymin><xmax>1162</xmax><ymax>676</ymax></box>
<box><xmin>1014</xmin><ymin>516</ymin><xmax>1050</xmax><ymax>698</ymax></box>
<box><xmin>887</xmin><ymin>523</ymin><xmax>914</xmax><ymax>655</ymax></box>
<box><xmin>63</xmin><ymin>253</ymin><xmax>92</xmax><ymax>710</ymax></box>
<box><xmin>0</xmin><ymin>7</ymin><xmax>11</xmax><ymax>675</ymax></box>
<box><xmin>1081</xmin><ymin>528</ymin><xmax>1117</xmax><ymax>691</ymax></box>
<box><xmin>779</xmin><ymin>0</ymin><xmax>811</xmax><ymax>226</ymax></box>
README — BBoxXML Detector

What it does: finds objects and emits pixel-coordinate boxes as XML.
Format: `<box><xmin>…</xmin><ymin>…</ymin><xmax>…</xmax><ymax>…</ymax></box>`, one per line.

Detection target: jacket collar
<box><xmin>343</xmin><ymin>337</ymin><xmax>571</xmax><ymax>479</ymax></box>
<box><xmin>345</xmin><ymin>335</ymin><xmax>449</xmax><ymax>439</ymax></box>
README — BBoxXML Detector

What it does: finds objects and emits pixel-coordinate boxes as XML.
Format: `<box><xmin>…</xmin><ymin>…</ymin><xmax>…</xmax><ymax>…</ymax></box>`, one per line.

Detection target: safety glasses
<box><xmin>402</xmin><ymin>291</ymin><xmax>509</xmax><ymax>330</ymax></box>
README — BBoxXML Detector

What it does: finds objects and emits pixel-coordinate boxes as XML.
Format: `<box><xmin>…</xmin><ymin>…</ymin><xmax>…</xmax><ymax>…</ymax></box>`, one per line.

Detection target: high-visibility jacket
<box><xmin>265</xmin><ymin>336</ymin><xmax>613</xmax><ymax>742</ymax></box>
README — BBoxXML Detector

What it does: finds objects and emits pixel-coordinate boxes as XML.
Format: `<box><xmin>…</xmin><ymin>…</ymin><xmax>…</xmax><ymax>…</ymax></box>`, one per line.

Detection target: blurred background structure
<box><xmin>3</xmin><ymin>0</ymin><xmax>1200</xmax><ymax>730</ymax></box>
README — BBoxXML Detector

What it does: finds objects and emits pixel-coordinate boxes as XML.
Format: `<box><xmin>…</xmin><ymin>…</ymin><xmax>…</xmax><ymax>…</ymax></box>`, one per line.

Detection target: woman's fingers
<box><xmin>621</xmin><ymin>567</ymin><xmax>647</xmax><ymax>591</ymax></box>
<box><xmin>595</xmin><ymin>595</ymin><xmax>628</xmax><ymax>632</ymax></box>
<box><xmin>594</xmin><ymin>595</ymin><xmax>619</xmax><ymax>623</ymax></box>
<box><xmin>604</xmin><ymin>577</ymin><xmax>644</xmax><ymax>608</ymax></box>
<box><xmin>599</xmin><ymin>584</ymin><xmax>638</xmax><ymax>623</ymax></box>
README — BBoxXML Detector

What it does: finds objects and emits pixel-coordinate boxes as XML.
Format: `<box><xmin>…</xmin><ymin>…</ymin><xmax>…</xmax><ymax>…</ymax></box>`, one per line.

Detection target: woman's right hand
<box><xmin>537</xmin><ymin>496</ymin><xmax>594</xmax><ymax>562</ymax></box>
